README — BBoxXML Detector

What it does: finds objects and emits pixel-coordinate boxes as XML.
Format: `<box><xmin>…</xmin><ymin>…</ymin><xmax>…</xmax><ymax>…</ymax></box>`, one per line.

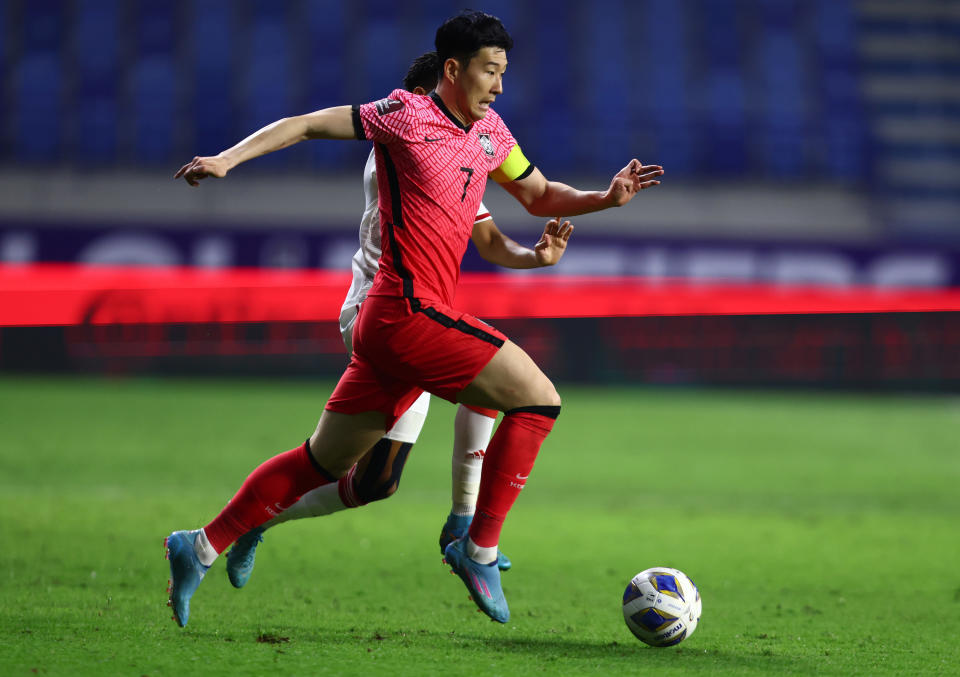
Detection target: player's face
<box><xmin>457</xmin><ymin>47</ymin><xmax>507</xmax><ymax>123</ymax></box>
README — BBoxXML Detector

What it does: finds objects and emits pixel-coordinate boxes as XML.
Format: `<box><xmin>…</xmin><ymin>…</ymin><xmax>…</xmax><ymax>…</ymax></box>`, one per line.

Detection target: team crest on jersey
<box><xmin>478</xmin><ymin>133</ymin><xmax>495</xmax><ymax>157</ymax></box>
<box><xmin>374</xmin><ymin>98</ymin><xmax>404</xmax><ymax>116</ymax></box>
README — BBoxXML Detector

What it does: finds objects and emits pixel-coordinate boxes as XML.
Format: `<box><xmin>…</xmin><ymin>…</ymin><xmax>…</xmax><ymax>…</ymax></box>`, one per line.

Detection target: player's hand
<box><xmin>534</xmin><ymin>218</ymin><xmax>574</xmax><ymax>266</ymax></box>
<box><xmin>605</xmin><ymin>159</ymin><xmax>663</xmax><ymax>207</ymax></box>
<box><xmin>174</xmin><ymin>155</ymin><xmax>230</xmax><ymax>186</ymax></box>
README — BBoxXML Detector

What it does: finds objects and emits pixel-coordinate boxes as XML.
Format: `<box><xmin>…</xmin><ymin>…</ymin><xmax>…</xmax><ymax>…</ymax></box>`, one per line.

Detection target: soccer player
<box><xmin>223</xmin><ymin>51</ymin><xmax>574</xmax><ymax>587</ymax></box>
<box><xmin>167</xmin><ymin>10</ymin><xmax>663</xmax><ymax>626</ymax></box>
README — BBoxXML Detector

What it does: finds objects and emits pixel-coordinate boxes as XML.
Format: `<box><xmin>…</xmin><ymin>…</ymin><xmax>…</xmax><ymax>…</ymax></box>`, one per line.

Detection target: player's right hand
<box><xmin>174</xmin><ymin>156</ymin><xmax>229</xmax><ymax>186</ymax></box>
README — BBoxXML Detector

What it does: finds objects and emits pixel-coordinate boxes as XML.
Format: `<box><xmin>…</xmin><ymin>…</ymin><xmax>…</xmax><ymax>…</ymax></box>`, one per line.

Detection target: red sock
<box><xmin>469</xmin><ymin>406</ymin><xmax>559</xmax><ymax>548</ymax></box>
<box><xmin>204</xmin><ymin>441</ymin><xmax>334</xmax><ymax>553</ymax></box>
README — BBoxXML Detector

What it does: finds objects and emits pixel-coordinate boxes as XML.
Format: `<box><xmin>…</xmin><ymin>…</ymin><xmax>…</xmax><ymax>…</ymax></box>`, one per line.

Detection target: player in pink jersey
<box><xmin>221</xmin><ymin>51</ymin><xmax>575</xmax><ymax>589</ymax></box>
<box><xmin>167</xmin><ymin>10</ymin><xmax>663</xmax><ymax>626</ymax></box>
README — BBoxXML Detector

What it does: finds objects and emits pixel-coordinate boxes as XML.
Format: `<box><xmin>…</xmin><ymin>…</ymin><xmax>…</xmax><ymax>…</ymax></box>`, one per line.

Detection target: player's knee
<box><xmin>533</xmin><ymin>377</ymin><xmax>561</xmax><ymax>408</ymax></box>
<box><xmin>512</xmin><ymin>381</ymin><xmax>560</xmax><ymax>411</ymax></box>
<box><xmin>355</xmin><ymin>480</ymin><xmax>399</xmax><ymax>504</ymax></box>
<box><xmin>352</xmin><ymin>439</ymin><xmax>412</xmax><ymax>504</ymax></box>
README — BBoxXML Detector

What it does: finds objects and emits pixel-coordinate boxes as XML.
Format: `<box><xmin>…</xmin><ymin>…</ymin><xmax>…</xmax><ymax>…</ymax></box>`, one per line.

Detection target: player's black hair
<box><xmin>402</xmin><ymin>51</ymin><xmax>440</xmax><ymax>92</ymax></box>
<box><xmin>434</xmin><ymin>9</ymin><xmax>513</xmax><ymax>75</ymax></box>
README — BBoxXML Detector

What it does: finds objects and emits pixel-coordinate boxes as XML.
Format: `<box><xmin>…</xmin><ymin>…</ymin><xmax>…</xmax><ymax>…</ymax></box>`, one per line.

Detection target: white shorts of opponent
<box><xmin>339</xmin><ymin>302</ymin><xmax>431</xmax><ymax>444</ymax></box>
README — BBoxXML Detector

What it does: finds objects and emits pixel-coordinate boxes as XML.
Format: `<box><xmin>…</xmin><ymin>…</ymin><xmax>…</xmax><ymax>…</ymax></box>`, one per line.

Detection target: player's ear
<box><xmin>443</xmin><ymin>57</ymin><xmax>460</xmax><ymax>84</ymax></box>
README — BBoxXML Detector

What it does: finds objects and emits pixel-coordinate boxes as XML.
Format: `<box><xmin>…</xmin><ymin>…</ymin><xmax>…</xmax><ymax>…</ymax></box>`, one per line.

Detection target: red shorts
<box><xmin>325</xmin><ymin>295</ymin><xmax>506</xmax><ymax>429</ymax></box>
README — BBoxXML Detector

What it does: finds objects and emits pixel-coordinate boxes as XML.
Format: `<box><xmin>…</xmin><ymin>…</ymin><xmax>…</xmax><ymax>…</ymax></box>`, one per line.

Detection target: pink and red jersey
<box><xmin>353</xmin><ymin>89</ymin><xmax>526</xmax><ymax>306</ymax></box>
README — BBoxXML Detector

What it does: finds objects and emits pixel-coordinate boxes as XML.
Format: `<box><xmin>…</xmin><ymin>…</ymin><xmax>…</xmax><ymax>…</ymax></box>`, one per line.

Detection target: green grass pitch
<box><xmin>1</xmin><ymin>376</ymin><xmax>958</xmax><ymax>676</ymax></box>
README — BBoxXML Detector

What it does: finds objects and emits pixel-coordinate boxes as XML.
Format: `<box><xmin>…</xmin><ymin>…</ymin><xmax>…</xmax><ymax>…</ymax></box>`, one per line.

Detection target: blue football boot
<box><xmin>164</xmin><ymin>530</ymin><xmax>210</xmax><ymax>628</ymax></box>
<box><xmin>439</xmin><ymin>512</ymin><xmax>512</xmax><ymax>571</ymax></box>
<box><xmin>225</xmin><ymin>527</ymin><xmax>265</xmax><ymax>589</ymax></box>
<box><xmin>443</xmin><ymin>536</ymin><xmax>510</xmax><ymax>623</ymax></box>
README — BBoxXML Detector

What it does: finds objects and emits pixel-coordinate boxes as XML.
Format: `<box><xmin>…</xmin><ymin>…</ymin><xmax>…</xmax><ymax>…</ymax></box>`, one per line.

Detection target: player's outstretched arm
<box><xmin>500</xmin><ymin>160</ymin><xmax>663</xmax><ymax>217</ymax></box>
<box><xmin>174</xmin><ymin>106</ymin><xmax>356</xmax><ymax>186</ymax></box>
<box><xmin>471</xmin><ymin>217</ymin><xmax>573</xmax><ymax>269</ymax></box>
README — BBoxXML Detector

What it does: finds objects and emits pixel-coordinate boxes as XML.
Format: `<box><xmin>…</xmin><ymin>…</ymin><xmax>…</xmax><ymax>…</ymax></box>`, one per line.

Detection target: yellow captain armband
<box><xmin>490</xmin><ymin>144</ymin><xmax>535</xmax><ymax>184</ymax></box>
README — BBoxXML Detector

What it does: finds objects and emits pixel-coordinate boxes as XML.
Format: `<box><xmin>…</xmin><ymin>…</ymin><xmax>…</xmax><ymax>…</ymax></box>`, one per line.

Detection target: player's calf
<box><xmin>468</xmin><ymin>405</ymin><xmax>560</xmax><ymax>553</ymax></box>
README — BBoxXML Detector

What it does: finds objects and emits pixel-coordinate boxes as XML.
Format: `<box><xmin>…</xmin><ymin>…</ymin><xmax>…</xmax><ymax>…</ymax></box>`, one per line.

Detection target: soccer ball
<box><xmin>622</xmin><ymin>567</ymin><xmax>701</xmax><ymax>647</ymax></box>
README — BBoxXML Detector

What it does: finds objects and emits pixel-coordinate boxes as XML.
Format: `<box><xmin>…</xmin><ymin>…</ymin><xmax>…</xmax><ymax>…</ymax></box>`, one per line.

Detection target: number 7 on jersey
<box><xmin>459</xmin><ymin>167</ymin><xmax>474</xmax><ymax>202</ymax></box>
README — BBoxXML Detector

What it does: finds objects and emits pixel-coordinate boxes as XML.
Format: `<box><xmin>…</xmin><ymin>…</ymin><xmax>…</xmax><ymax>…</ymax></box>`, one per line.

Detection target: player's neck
<box><xmin>433</xmin><ymin>85</ymin><xmax>474</xmax><ymax>129</ymax></box>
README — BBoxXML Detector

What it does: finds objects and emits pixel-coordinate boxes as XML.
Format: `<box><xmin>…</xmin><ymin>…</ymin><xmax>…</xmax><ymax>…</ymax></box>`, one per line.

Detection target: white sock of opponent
<box><xmin>451</xmin><ymin>405</ymin><xmax>497</xmax><ymax>516</ymax></box>
<box><xmin>263</xmin><ymin>483</ymin><xmax>347</xmax><ymax>528</ymax></box>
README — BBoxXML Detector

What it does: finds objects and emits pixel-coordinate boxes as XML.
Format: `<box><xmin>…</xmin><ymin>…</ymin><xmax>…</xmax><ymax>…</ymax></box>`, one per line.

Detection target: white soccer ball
<box><xmin>622</xmin><ymin>567</ymin><xmax>702</xmax><ymax>647</ymax></box>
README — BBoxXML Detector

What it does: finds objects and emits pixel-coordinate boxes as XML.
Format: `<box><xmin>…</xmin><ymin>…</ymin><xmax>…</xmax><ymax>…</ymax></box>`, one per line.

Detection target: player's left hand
<box><xmin>605</xmin><ymin>159</ymin><xmax>663</xmax><ymax>207</ymax></box>
<box><xmin>174</xmin><ymin>155</ymin><xmax>230</xmax><ymax>186</ymax></box>
<box><xmin>534</xmin><ymin>218</ymin><xmax>574</xmax><ymax>266</ymax></box>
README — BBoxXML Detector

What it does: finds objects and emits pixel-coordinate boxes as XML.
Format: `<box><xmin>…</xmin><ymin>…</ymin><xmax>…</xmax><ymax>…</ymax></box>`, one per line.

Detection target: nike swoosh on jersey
<box><xmin>424</xmin><ymin>136</ymin><xmax>443</xmax><ymax>142</ymax></box>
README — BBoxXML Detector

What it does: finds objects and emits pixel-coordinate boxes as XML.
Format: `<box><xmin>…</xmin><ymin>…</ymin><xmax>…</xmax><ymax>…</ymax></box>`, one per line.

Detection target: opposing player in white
<box><xmin>224</xmin><ymin>52</ymin><xmax>573</xmax><ymax>587</ymax></box>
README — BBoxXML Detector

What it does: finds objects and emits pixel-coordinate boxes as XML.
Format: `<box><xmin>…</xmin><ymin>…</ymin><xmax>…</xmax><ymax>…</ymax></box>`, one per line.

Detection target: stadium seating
<box><xmin>74</xmin><ymin>0</ymin><xmax>120</xmax><ymax>165</ymax></box>
<box><xmin>0</xmin><ymin>0</ymin><xmax>956</xmax><ymax>239</ymax></box>
<box><xmin>15</xmin><ymin>0</ymin><xmax>65</xmax><ymax>162</ymax></box>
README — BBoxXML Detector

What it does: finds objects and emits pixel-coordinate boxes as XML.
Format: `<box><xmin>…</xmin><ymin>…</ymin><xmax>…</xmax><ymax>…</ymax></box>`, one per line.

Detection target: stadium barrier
<box><xmin>3</xmin><ymin>264</ymin><xmax>960</xmax><ymax>326</ymax></box>
<box><xmin>2</xmin><ymin>264</ymin><xmax>958</xmax><ymax>390</ymax></box>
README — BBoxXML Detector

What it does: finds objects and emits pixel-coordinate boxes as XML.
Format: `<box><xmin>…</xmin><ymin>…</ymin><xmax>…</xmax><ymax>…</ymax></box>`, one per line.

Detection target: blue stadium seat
<box><xmin>77</xmin><ymin>99</ymin><xmax>119</xmax><ymax>166</ymax></box>
<box><xmin>22</xmin><ymin>0</ymin><xmax>65</xmax><ymax>52</ymax></box>
<box><xmin>757</xmin><ymin>27</ymin><xmax>806</xmax><ymax>177</ymax></box>
<box><xmin>363</xmin><ymin>21</ymin><xmax>403</xmax><ymax>100</ymax></box>
<box><xmin>304</xmin><ymin>0</ymin><xmax>348</xmax><ymax>169</ymax></box>
<box><xmin>579</xmin><ymin>4</ymin><xmax>628</xmax><ymax>169</ymax></box>
<box><xmin>700</xmin><ymin>0</ymin><xmax>747</xmax><ymax>174</ymax></box>
<box><xmin>132</xmin><ymin>56</ymin><xmax>176</xmax><ymax>163</ymax></box>
<box><xmin>637</xmin><ymin>0</ymin><xmax>694</xmax><ymax>175</ymax></box>
<box><xmin>192</xmin><ymin>0</ymin><xmax>235</xmax><ymax>155</ymax></box>
<box><xmin>755</xmin><ymin>0</ymin><xmax>809</xmax><ymax>178</ymax></box>
<box><xmin>138</xmin><ymin>0</ymin><xmax>175</xmax><ymax>55</ymax></box>
<box><xmin>14</xmin><ymin>1</ymin><xmax>66</xmax><ymax>163</ymax></box>
<box><xmin>813</xmin><ymin>0</ymin><xmax>866</xmax><ymax>180</ymax></box>
<box><xmin>527</xmin><ymin>0</ymin><xmax>575</xmax><ymax>170</ymax></box>
<box><xmin>242</xmin><ymin>8</ymin><xmax>293</xmax><ymax>168</ymax></box>
<box><xmin>74</xmin><ymin>0</ymin><xmax>118</xmax><ymax>89</ymax></box>
<box><xmin>14</xmin><ymin>52</ymin><xmax>62</xmax><ymax>162</ymax></box>
<box><xmin>0</xmin><ymin>2</ymin><xmax>5</xmax><ymax>146</ymax></box>
<box><xmin>74</xmin><ymin>0</ymin><xmax>120</xmax><ymax>164</ymax></box>
<box><xmin>130</xmin><ymin>1</ymin><xmax>177</xmax><ymax>163</ymax></box>
<box><xmin>304</xmin><ymin>0</ymin><xmax>346</xmax><ymax>104</ymax></box>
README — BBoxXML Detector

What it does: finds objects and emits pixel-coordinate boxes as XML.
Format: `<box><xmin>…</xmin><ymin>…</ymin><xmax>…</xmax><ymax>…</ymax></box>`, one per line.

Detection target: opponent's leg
<box><xmin>450</xmin><ymin>405</ymin><xmax>497</xmax><ymax>517</ymax></box>
<box><xmin>443</xmin><ymin>340</ymin><xmax>560</xmax><ymax>622</ymax></box>
<box><xmin>439</xmin><ymin>405</ymin><xmax>512</xmax><ymax>571</ymax></box>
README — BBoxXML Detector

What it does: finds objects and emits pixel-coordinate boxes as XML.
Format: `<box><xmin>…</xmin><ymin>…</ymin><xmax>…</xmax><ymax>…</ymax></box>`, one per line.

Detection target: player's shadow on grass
<box><xmin>285</xmin><ymin>626</ymin><xmax>811</xmax><ymax>671</ymax></box>
<box><xmin>469</xmin><ymin>635</ymin><xmax>808</xmax><ymax>671</ymax></box>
